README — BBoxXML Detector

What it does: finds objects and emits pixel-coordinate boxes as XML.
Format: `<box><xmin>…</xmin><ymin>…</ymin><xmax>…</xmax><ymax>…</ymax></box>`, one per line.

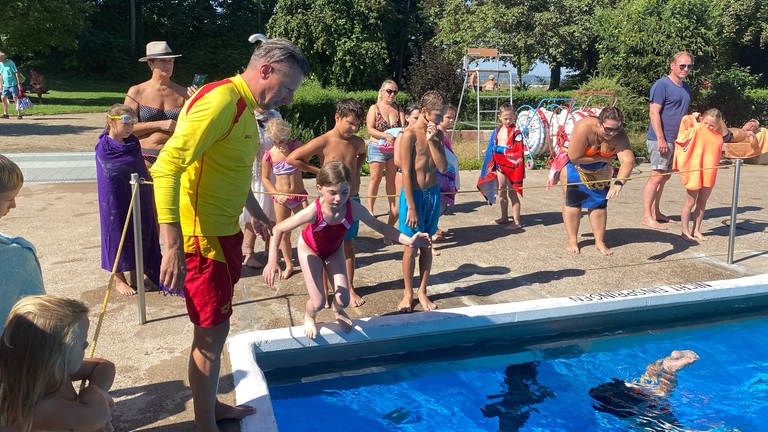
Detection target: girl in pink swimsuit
<box><xmin>263</xmin><ymin>161</ymin><xmax>430</xmax><ymax>339</ymax></box>
<box><xmin>261</xmin><ymin>119</ymin><xmax>309</xmax><ymax>279</ymax></box>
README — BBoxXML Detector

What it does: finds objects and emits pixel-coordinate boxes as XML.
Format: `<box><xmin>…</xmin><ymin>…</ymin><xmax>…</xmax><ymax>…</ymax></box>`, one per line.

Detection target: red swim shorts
<box><xmin>183</xmin><ymin>231</ymin><xmax>243</xmax><ymax>328</ymax></box>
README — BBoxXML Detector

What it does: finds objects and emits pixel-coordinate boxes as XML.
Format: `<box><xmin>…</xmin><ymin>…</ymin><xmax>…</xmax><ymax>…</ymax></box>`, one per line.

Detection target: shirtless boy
<box><xmin>398</xmin><ymin>91</ymin><xmax>448</xmax><ymax>312</ymax></box>
<box><xmin>287</xmin><ymin>99</ymin><xmax>367</xmax><ymax>306</ymax></box>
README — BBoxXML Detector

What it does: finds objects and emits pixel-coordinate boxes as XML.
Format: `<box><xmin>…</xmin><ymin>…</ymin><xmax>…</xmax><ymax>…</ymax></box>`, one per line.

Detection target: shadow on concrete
<box><xmin>0</xmin><ymin>123</ymin><xmax>99</xmax><ymax>137</ymax></box>
<box><xmin>431</xmin><ymin>268</ymin><xmax>586</xmax><ymax>301</ymax></box>
<box><xmin>522</xmin><ymin>211</ymin><xmax>564</xmax><ymax>227</ymax></box>
<box><xmin>112</xmin><ymin>373</ymin><xmax>241</xmax><ymax>431</ymax></box>
<box><xmin>447</xmin><ymin>198</ymin><xmax>487</xmax><ymax>214</ymax></box>
<box><xmin>429</xmin><ymin>223</ymin><xmax>525</xmax><ymax>251</ymax></box>
<box><xmin>598</xmin><ymin>227</ymin><xmax>696</xmax><ymax>261</ymax></box>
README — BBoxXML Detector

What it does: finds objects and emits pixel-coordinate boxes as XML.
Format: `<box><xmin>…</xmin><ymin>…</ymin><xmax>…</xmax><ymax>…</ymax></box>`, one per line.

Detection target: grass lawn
<box><xmin>19</xmin><ymin>75</ymin><xmax>129</xmax><ymax>115</ymax></box>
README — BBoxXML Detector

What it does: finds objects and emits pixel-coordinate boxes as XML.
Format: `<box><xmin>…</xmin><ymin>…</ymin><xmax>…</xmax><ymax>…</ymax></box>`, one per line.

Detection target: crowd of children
<box><xmin>0</xmin><ymin>68</ymin><xmax>743</xmax><ymax>429</ymax></box>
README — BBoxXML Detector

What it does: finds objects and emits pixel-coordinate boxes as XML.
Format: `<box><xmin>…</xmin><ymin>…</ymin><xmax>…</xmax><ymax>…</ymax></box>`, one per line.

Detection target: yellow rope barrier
<box><xmin>236</xmin><ymin>164</ymin><xmax>733</xmax><ymax>200</ymax></box>
<box><xmin>81</xmin><ymin>178</ymin><xmax>139</xmax><ymax>390</ymax></box>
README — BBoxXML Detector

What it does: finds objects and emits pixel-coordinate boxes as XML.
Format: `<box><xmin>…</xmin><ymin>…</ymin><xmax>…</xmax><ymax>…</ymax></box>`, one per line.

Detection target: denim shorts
<box><xmin>1</xmin><ymin>85</ymin><xmax>19</xmax><ymax>98</ymax></box>
<box><xmin>368</xmin><ymin>141</ymin><xmax>394</xmax><ymax>163</ymax></box>
<box><xmin>646</xmin><ymin>140</ymin><xmax>673</xmax><ymax>171</ymax></box>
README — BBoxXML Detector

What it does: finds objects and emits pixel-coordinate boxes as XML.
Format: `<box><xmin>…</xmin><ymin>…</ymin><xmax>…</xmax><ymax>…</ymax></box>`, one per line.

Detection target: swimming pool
<box><xmin>228</xmin><ymin>274</ymin><xmax>768</xmax><ymax>431</ymax></box>
<box><xmin>268</xmin><ymin>316</ymin><xmax>767</xmax><ymax>431</ymax></box>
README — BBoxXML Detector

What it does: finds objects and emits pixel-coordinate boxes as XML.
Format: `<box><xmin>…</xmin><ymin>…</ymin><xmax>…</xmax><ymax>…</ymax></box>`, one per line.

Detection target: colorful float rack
<box><xmin>515</xmin><ymin>91</ymin><xmax>618</xmax><ymax>169</ymax></box>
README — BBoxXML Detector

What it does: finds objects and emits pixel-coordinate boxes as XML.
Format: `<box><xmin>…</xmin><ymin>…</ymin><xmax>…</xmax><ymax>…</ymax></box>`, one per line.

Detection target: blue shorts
<box><xmin>1</xmin><ymin>85</ymin><xmax>19</xmax><ymax>99</ymax></box>
<box><xmin>398</xmin><ymin>184</ymin><xmax>441</xmax><ymax>236</ymax></box>
<box><xmin>368</xmin><ymin>141</ymin><xmax>394</xmax><ymax>163</ymax></box>
<box><xmin>343</xmin><ymin>195</ymin><xmax>361</xmax><ymax>241</ymax></box>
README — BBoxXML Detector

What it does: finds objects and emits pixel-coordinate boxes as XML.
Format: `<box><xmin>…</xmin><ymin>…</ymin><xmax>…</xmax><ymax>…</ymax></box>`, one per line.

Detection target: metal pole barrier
<box><xmin>727</xmin><ymin>159</ymin><xmax>742</xmax><ymax>264</ymax></box>
<box><xmin>131</xmin><ymin>173</ymin><xmax>147</xmax><ymax>324</ymax></box>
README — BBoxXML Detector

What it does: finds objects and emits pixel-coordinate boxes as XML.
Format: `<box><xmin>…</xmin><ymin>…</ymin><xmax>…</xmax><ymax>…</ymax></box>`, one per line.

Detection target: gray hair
<box><xmin>249</xmin><ymin>38</ymin><xmax>309</xmax><ymax>76</ymax></box>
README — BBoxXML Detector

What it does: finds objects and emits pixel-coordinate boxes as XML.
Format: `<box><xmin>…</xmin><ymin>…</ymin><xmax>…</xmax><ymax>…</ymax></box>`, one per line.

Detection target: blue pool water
<box><xmin>269</xmin><ymin>317</ymin><xmax>768</xmax><ymax>431</ymax></box>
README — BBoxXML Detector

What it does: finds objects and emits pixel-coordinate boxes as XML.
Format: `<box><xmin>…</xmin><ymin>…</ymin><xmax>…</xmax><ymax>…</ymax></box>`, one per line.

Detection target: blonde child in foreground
<box><xmin>263</xmin><ymin>161</ymin><xmax>429</xmax><ymax>339</ymax></box>
<box><xmin>673</xmin><ymin>108</ymin><xmax>727</xmax><ymax>242</ymax></box>
<box><xmin>398</xmin><ymin>90</ymin><xmax>448</xmax><ymax>313</ymax></box>
<box><xmin>261</xmin><ymin>118</ymin><xmax>309</xmax><ymax>279</ymax></box>
<box><xmin>0</xmin><ymin>295</ymin><xmax>116</xmax><ymax>432</ymax></box>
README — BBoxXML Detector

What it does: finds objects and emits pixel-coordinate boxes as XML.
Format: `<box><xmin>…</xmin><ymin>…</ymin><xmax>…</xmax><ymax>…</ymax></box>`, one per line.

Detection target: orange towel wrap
<box><xmin>673</xmin><ymin>115</ymin><xmax>723</xmax><ymax>190</ymax></box>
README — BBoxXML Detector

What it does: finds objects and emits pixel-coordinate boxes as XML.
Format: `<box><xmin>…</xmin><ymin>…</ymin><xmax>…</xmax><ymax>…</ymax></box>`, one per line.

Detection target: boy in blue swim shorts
<box><xmin>397</xmin><ymin>90</ymin><xmax>448</xmax><ymax>313</ymax></box>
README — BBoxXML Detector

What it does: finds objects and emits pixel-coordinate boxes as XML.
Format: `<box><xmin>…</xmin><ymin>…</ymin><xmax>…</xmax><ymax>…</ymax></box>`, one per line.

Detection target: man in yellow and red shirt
<box><xmin>151</xmin><ymin>39</ymin><xmax>308</xmax><ymax>431</ymax></box>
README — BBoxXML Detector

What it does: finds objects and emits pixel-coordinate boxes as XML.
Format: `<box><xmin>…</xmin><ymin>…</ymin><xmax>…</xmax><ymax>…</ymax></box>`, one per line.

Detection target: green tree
<box><xmin>268</xmin><ymin>0</ymin><xmax>390</xmax><ymax>89</ymax></box>
<box><xmin>0</xmin><ymin>0</ymin><xmax>91</xmax><ymax>56</ymax></box>
<box><xmin>426</xmin><ymin>0</ymin><xmax>540</xmax><ymax>88</ymax></box>
<box><xmin>719</xmin><ymin>0</ymin><xmax>768</xmax><ymax>85</ymax></box>
<box><xmin>533</xmin><ymin>0</ymin><xmax>612</xmax><ymax>89</ymax></box>
<box><xmin>593</xmin><ymin>0</ymin><xmax>724</xmax><ymax>95</ymax></box>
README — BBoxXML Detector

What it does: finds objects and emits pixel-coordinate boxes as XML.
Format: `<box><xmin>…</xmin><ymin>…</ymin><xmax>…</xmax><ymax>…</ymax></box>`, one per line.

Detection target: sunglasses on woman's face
<box><xmin>384</xmin><ymin>89</ymin><xmax>398</xmax><ymax>95</ymax></box>
<box><xmin>602</xmin><ymin>124</ymin><xmax>623</xmax><ymax>134</ymax></box>
<box><xmin>109</xmin><ymin>114</ymin><xmax>138</xmax><ymax>124</ymax></box>
<box><xmin>678</xmin><ymin>63</ymin><xmax>695</xmax><ymax>70</ymax></box>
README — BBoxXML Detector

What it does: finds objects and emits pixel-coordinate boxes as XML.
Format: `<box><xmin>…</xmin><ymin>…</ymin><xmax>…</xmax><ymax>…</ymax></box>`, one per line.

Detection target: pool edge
<box><xmin>227</xmin><ymin>273</ymin><xmax>768</xmax><ymax>431</ymax></box>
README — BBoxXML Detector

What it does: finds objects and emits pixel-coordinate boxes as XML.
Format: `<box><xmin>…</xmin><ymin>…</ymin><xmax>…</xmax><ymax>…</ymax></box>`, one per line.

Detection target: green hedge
<box><xmin>279</xmin><ymin>81</ymin><xmax>409</xmax><ymax>140</ymax></box>
<box><xmin>746</xmin><ymin>89</ymin><xmax>768</xmax><ymax>125</ymax></box>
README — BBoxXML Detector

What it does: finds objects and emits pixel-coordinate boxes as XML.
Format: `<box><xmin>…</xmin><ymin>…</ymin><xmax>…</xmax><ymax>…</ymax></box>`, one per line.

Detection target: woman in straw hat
<box><xmin>123</xmin><ymin>41</ymin><xmax>194</xmax><ymax>169</ymax></box>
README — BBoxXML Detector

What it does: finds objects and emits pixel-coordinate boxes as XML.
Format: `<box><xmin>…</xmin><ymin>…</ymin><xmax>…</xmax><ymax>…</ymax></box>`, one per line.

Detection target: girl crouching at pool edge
<box><xmin>263</xmin><ymin>161</ymin><xmax>430</xmax><ymax>339</ymax></box>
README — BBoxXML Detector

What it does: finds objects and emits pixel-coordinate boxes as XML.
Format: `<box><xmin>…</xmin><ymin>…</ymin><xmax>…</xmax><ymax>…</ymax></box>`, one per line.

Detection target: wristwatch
<box><xmin>613</xmin><ymin>180</ymin><xmax>625</xmax><ymax>187</ymax></box>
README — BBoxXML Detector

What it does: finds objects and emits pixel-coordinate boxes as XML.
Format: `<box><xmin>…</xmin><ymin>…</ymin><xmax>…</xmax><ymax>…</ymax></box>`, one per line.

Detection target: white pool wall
<box><xmin>227</xmin><ymin>273</ymin><xmax>768</xmax><ymax>432</ymax></box>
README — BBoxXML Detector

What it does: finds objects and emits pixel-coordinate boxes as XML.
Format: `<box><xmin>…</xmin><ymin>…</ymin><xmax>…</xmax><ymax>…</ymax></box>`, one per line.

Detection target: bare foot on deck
<box><xmin>243</xmin><ymin>254</ymin><xmax>263</xmax><ymax>269</ymax></box>
<box><xmin>693</xmin><ymin>232</ymin><xmax>707</xmax><ymax>241</ymax></box>
<box><xmin>491</xmin><ymin>218</ymin><xmax>510</xmax><ymax>225</ymax></box>
<box><xmin>349</xmin><ymin>291</ymin><xmax>365</xmax><ymax>307</ymax></box>
<box><xmin>656</xmin><ymin>213</ymin><xmax>677</xmax><ymax>224</ymax></box>
<box><xmin>506</xmin><ymin>223</ymin><xmax>523</xmax><ymax>231</ymax></box>
<box><xmin>398</xmin><ymin>296</ymin><xmax>414</xmax><ymax>313</ymax></box>
<box><xmin>303</xmin><ymin>313</ymin><xmax>318</xmax><ymax>339</ymax></box>
<box><xmin>642</xmin><ymin>216</ymin><xmax>668</xmax><ymax>231</ymax></box>
<box><xmin>417</xmin><ymin>293</ymin><xmax>437</xmax><ymax>311</ymax></box>
<box><xmin>332</xmin><ymin>303</ymin><xmax>354</xmax><ymax>333</ymax></box>
<box><xmin>215</xmin><ymin>400</ymin><xmax>257</xmax><ymax>421</ymax></box>
<box><xmin>595</xmin><ymin>243</ymin><xmax>613</xmax><ymax>256</ymax></box>
<box><xmin>566</xmin><ymin>241</ymin><xmax>580</xmax><ymax>254</ymax></box>
<box><xmin>681</xmin><ymin>232</ymin><xmax>698</xmax><ymax>242</ymax></box>
<box><xmin>280</xmin><ymin>265</ymin><xmax>294</xmax><ymax>280</ymax></box>
<box><xmin>115</xmin><ymin>279</ymin><xmax>137</xmax><ymax>296</ymax></box>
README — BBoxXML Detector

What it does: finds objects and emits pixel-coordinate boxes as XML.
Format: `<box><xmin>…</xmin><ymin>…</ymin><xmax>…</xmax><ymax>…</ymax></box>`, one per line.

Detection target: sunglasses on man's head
<box><xmin>109</xmin><ymin>114</ymin><xmax>138</xmax><ymax>123</ymax></box>
<box><xmin>384</xmin><ymin>89</ymin><xmax>398</xmax><ymax>95</ymax></box>
<box><xmin>678</xmin><ymin>63</ymin><xmax>695</xmax><ymax>70</ymax></box>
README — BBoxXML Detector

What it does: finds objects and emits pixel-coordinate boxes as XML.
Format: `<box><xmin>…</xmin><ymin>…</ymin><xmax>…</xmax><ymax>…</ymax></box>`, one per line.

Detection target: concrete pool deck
<box><xmin>2</xmin><ymin>119</ymin><xmax>767</xmax><ymax>430</ymax></box>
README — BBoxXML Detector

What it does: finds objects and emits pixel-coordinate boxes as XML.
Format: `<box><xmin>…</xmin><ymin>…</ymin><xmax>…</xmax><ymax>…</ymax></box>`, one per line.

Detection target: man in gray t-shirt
<box><xmin>641</xmin><ymin>51</ymin><xmax>693</xmax><ymax>230</ymax></box>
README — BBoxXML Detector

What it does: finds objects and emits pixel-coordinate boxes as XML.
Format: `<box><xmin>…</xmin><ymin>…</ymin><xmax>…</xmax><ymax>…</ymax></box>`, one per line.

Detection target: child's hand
<box><xmin>383</xmin><ymin>133</ymin><xmax>395</xmax><ymax>146</ymax></box>
<box><xmin>263</xmin><ymin>261</ymin><xmax>280</xmax><ymax>287</ymax></box>
<box><xmin>409</xmin><ymin>232</ymin><xmax>431</xmax><ymax>248</ymax></box>
<box><xmin>405</xmin><ymin>207</ymin><xmax>419</xmax><ymax>230</ymax></box>
<box><xmin>426</xmin><ymin>122</ymin><xmax>437</xmax><ymax>141</ymax></box>
<box><xmin>161</xmin><ymin>119</ymin><xmax>177</xmax><ymax>132</ymax></box>
<box><xmin>250</xmin><ymin>217</ymin><xmax>273</xmax><ymax>238</ymax></box>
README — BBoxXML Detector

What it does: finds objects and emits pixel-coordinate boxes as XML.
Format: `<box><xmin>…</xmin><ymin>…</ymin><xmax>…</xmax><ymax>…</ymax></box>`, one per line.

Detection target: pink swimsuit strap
<box><xmin>264</xmin><ymin>150</ymin><xmax>299</xmax><ymax>175</ymax></box>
